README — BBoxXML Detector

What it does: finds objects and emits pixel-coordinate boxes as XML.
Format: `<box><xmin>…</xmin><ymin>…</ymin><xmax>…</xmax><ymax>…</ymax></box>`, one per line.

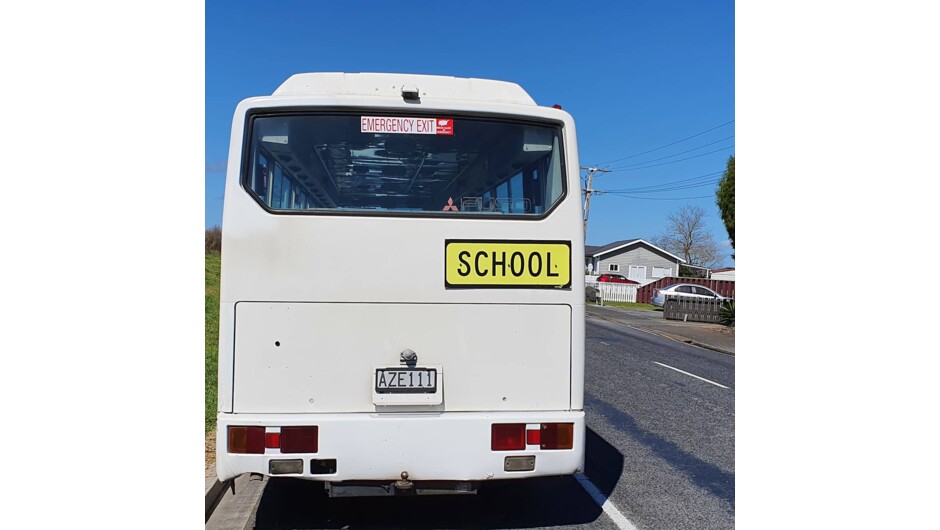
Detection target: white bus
<box><xmin>216</xmin><ymin>73</ymin><xmax>585</xmax><ymax>496</ymax></box>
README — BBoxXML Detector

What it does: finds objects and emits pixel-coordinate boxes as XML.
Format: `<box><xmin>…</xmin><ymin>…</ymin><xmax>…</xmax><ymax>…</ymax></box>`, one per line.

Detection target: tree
<box><xmin>716</xmin><ymin>155</ymin><xmax>734</xmax><ymax>250</ymax></box>
<box><xmin>651</xmin><ymin>204</ymin><xmax>723</xmax><ymax>269</ymax></box>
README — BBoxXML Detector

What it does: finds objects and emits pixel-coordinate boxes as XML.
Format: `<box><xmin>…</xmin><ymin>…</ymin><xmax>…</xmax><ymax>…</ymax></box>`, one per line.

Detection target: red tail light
<box><xmin>228</xmin><ymin>426</ymin><xmax>265</xmax><ymax>454</ymax></box>
<box><xmin>280</xmin><ymin>426</ymin><xmax>318</xmax><ymax>453</ymax></box>
<box><xmin>540</xmin><ymin>423</ymin><xmax>574</xmax><ymax>450</ymax></box>
<box><xmin>265</xmin><ymin>432</ymin><xmax>281</xmax><ymax>449</ymax></box>
<box><xmin>491</xmin><ymin>424</ymin><xmax>525</xmax><ymax>451</ymax></box>
<box><xmin>526</xmin><ymin>429</ymin><xmax>541</xmax><ymax>445</ymax></box>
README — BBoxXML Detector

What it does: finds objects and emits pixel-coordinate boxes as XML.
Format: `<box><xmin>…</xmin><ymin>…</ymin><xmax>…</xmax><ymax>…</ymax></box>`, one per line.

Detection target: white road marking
<box><xmin>653</xmin><ymin>361</ymin><xmax>729</xmax><ymax>388</ymax></box>
<box><xmin>574</xmin><ymin>472</ymin><xmax>639</xmax><ymax>530</ymax></box>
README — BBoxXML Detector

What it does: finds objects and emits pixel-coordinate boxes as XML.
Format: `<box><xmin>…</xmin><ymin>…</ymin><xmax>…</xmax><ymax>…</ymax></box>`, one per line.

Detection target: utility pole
<box><xmin>581</xmin><ymin>166</ymin><xmax>610</xmax><ymax>237</ymax></box>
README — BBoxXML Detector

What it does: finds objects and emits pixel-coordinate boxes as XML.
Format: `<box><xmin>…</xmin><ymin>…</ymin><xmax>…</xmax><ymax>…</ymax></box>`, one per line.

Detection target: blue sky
<box><xmin>206</xmin><ymin>1</ymin><xmax>734</xmax><ymax>266</ymax></box>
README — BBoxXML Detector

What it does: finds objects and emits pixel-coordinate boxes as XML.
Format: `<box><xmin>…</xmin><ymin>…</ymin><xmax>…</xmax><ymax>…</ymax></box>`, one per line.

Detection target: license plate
<box><xmin>375</xmin><ymin>368</ymin><xmax>438</xmax><ymax>394</ymax></box>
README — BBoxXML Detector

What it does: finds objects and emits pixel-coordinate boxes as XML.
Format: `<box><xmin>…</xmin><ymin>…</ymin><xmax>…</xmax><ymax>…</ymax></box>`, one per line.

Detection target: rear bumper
<box><xmin>216</xmin><ymin>410</ymin><xmax>585</xmax><ymax>482</ymax></box>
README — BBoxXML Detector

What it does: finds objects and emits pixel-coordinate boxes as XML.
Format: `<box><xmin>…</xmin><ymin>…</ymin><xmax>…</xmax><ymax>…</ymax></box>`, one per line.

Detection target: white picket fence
<box><xmin>585</xmin><ymin>279</ymin><xmax>638</xmax><ymax>303</ymax></box>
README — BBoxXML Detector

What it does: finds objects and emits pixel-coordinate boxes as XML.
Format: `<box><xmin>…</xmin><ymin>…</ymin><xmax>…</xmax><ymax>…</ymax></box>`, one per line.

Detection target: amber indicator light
<box><xmin>228</xmin><ymin>426</ymin><xmax>265</xmax><ymax>454</ymax></box>
<box><xmin>540</xmin><ymin>423</ymin><xmax>574</xmax><ymax>450</ymax></box>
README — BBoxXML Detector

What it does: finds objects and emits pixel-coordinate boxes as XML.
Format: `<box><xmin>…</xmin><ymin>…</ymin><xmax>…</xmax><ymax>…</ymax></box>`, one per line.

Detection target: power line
<box><xmin>586</xmin><ymin>166</ymin><xmax>726</xmax><ymax>211</ymax></box>
<box><xmin>595</xmin><ymin>120</ymin><xmax>734</xmax><ymax>166</ymax></box>
<box><xmin>589</xmin><ymin>169</ymin><xmax>724</xmax><ymax>203</ymax></box>
<box><xmin>604</xmin><ymin>178</ymin><xmax>721</xmax><ymax>194</ymax></box>
<box><xmin>607</xmin><ymin>136</ymin><xmax>734</xmax><ymax>169</ymax></box>
<box><xmin>605</xmin><ymin>192</ymin><xmax>715</xmax><ymax>201</ymax></box>
<box><xmin>607</xmin><ymin>145</ymin><xmax>734</xmax><ymax>172</ymax></box>
<box><xmin>603</xmin><ymin>171</ymin><xmax>723</xmax><ymax>193</ymax></box>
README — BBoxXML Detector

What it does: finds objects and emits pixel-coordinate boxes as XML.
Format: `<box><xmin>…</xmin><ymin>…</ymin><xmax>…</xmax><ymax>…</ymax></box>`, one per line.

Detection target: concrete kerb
<box><xmin>206</xmin><ymin>473</ymin><xmax>268</xmax><ymax>530</ymax></box>
<box><xmin>652</xmin><ymin>330</ymin><xmax>735</xmax><ymax>356</ymax></box>
<box><xmin>205</xmin><ymin>466</ymin><xmax>232</xmax><ymax>522</ymax></box>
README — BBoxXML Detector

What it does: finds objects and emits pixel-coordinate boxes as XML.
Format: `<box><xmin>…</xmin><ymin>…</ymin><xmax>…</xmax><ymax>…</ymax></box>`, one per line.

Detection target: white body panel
<box><xmin>233</xmin><ymin>303</ymin><xmax>572</xmax><ymax>413</ymax></box>
<box><xmin>216</xmin><ymin>73</ymin><xmax>584</xmax><ymax>485</ymax></box>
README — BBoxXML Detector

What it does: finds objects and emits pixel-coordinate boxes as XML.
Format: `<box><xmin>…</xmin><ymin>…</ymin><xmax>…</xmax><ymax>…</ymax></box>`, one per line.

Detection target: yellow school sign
<box><xmin>444</xmin><ymin>240</ymin><xmax>571</xmax><ymax>288</ymax></box>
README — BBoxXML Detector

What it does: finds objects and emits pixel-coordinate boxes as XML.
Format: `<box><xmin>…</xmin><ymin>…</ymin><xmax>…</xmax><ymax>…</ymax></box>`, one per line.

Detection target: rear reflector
<box><xmin>269</xmin><ymin>459</ymin><xmax>303</xmax><ymax>475</ymax></box>
<box><xmin>540</xmin><ymin>423</ymin><xmax>574</xmax><ymax>450</ymax></box>
<box><xmin>280</xmin><ymin>426</ymin><xmax>318</xmax><ymax>453</ymax></box>
<box><xmin>265</xmin><ymin>432</ymin><xmax>281</xmax><ymax>448</ymax></box>
<box><xmin>491</xmin><ymin>424</ymin><xmax>525</xmax><ymax>451</ymax></box>
<box><xmin>228</xmin><ymin>426</ymin><xmax>265</xmax><ymax>454</ymax></box>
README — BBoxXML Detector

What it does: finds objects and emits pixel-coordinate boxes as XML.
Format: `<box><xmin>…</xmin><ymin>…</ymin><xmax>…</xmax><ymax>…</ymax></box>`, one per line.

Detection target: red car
<box><xmin>597</xmin><ymin>274</ymin><xmax>638</xmax><ymax>284</ymax></box>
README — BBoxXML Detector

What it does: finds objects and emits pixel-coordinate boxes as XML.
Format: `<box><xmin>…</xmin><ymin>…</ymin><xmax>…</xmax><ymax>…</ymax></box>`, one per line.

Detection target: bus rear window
<box><xmin>243</xmin><ymin>114</ymin><xmax>565</xmax><ymax>216</ymax></box>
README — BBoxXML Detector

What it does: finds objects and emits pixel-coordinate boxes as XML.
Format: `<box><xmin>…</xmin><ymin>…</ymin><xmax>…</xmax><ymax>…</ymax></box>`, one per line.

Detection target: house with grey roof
<box><xmin>711</xmin><ymin>267</ymin><xmax>735</xmax><ymax>281</ymax></box>
<box><xmin>585</xmin><ymin>239</ymin><xmax>686</xmax><ymax>285</ymax></box>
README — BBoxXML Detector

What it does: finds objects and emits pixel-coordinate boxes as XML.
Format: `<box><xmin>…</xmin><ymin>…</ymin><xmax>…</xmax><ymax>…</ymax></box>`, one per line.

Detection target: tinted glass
<box><xmin>244</xmin><ymin>113</ymin><xmax>565</xmax><ymax>216</ymax></box>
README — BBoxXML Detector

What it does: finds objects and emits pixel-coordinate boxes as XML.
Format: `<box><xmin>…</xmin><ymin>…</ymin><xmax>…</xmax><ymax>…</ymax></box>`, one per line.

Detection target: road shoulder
<box><xmin>585</xmin><ymin>305</ymin><xmax>735</xmax><ymax>355</ymax></box>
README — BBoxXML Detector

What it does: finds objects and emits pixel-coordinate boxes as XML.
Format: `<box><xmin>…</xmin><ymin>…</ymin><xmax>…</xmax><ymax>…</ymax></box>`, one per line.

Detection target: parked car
<box><xmin>597</xmin><ymin>274</ymin><xmax>638</xmax><ymax>284</ymax></box>
<box><xmin>650</xmin><ymin>283</ymin><xmax>727</xmax><ymax>307</ymax></box>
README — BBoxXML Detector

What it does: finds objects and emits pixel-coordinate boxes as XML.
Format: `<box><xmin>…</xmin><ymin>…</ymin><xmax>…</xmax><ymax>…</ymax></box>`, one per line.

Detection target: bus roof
<box><xmin>272</xmin><ymin>72</ymin><xmax>537</xmax><ymax>106</ymax></box>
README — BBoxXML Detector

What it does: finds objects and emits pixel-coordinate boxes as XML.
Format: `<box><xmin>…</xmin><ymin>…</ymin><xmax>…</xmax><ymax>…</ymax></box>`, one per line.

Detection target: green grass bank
<box><xmin>205</xmin><ymin>252</ymin><xmax>221</xmax><ymax>434</ymax></box>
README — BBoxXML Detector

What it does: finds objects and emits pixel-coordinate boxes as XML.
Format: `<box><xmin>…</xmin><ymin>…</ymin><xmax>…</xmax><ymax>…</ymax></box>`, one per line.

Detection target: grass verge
<box><xmin>205</xmin><ymin>251</ymin><xmax>221</xmax><ymax>435</ymax></box>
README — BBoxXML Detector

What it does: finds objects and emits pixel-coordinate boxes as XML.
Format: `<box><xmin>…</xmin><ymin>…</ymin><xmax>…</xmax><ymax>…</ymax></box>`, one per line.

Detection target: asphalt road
<box><xmin>582</xmin><ymin>317</ymin><xmax>735</xmax><ymax>530</ymax></box>
<box><xmin>215</xmin><ymin>316</ymin><xmax>735</xmax><ymax>530</ymax></box>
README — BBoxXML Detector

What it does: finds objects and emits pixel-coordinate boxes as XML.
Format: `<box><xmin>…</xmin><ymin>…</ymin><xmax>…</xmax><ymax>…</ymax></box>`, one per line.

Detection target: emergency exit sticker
<box><xmin>360</xmin><ymin>116</ymin><xmax>454</xmax><ymax>135</ymax></box>
<box><xmin>444</xmin><ymin>240</ymin><xmax>571</xmax><ymax>289</ymax></box>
